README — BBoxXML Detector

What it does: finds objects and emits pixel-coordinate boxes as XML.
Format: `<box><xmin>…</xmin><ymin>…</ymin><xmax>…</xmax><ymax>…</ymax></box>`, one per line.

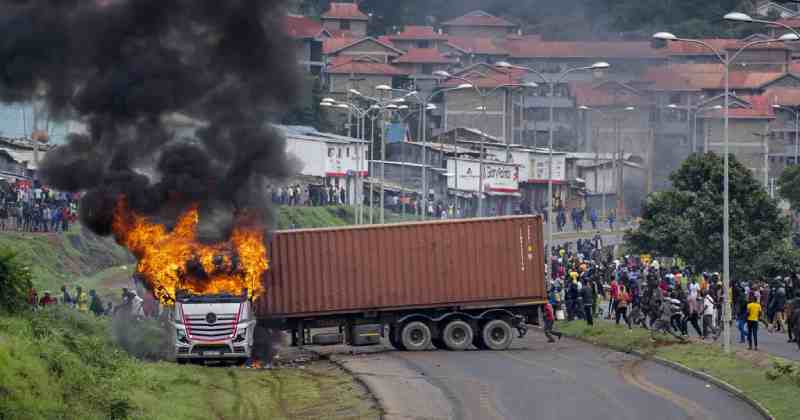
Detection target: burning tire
<box><xmin>400</xmin><ymin>321</ymin><xmax>431</xmax><ymax>351</ymax></box>
<box><xmin>442</xmin><ymin>320</ymin><xmax>473</xmax><ymax>351</ymax></box>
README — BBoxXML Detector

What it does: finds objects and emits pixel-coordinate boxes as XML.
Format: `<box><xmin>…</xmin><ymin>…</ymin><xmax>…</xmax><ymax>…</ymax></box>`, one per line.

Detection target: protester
<box><xmin>89</xmin><ymin>290</ymin><xmax>104</xmax><ymax>316</ymax></box>
<box><xmin>543</xmin><ymin>301</ymin><xmax>562</xmax><ymax>342</ymax></box>
<box><xmin>39</xmin><ymin>291</ymin><xmax>57</xmax><ymax>306</ymax></box>
<box><xmin>75</xmin><ymin>286</ymin><xmax>89</xmax><ymax>313</ymax></box>
<box><xmin>746</xmin><ymin>295</ymin><xmax>762</xmax><ymax>351</ymax></box>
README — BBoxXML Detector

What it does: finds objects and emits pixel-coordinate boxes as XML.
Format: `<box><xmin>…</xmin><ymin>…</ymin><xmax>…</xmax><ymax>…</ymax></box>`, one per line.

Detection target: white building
<box><xmin>279</xmin><ymin>125</ymin><xmax>368</xmax><ymax>206</ymax></box>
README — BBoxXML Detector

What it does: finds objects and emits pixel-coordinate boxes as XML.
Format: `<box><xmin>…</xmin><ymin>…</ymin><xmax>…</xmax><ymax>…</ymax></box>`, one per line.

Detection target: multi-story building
<box><xmin>320</xmin><ymin>2</ymin><xmax>369</xmax><ymax>37</ymax></box>
<box><xmin>440</xmin><ymin>10</ymin><xmax>517</xmax><ymax>38</ymax></box>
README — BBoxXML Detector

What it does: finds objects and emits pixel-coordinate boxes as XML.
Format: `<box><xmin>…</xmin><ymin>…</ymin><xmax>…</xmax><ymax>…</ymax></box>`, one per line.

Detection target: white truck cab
<box><xmin>173</xmin><ymin>289</ymin><xmax>255</xmax><ymax>365</ymax></box>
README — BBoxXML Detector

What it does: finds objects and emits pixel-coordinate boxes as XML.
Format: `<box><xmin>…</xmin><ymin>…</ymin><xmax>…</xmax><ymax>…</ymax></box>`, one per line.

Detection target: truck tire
<box><xmin>442</xmin><ymin>320</ymin><xmax>473</xmax><ymax>351</ymax></box>
<box><xmin>481</xmin><ymin>319</ymin><xmax>513</xmax><ymax>350</ymax></box>
<box><xmin>400</xmin><ymin>321</ymin><xmax>431</xmax><ymax>351</ymax></box>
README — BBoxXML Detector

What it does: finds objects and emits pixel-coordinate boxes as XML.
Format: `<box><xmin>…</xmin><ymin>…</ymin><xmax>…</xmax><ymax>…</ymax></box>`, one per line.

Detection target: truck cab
<box><xmin>173</xmin><ymin>290</ymin><xmax>255</xmax><ymax>365</ymax></box>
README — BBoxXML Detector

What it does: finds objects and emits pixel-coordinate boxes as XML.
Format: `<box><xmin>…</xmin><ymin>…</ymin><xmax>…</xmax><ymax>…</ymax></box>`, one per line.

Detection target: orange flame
<box><xmin>112</xmin><ymin>199</ymin><xmax>268</xmax><ymax>303</ymax></box>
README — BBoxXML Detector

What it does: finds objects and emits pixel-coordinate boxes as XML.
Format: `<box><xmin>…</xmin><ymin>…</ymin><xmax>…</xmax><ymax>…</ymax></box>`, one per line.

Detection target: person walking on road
<box><xmin>747</xmin><ymin>295</ymin><xmax>762</xmax><ymax>351</ymax></box>
<box><xmin>543</xmin><ymin>301</ymin><xmax>562</xmax><ymax>342</ymax></box>
<box><xmin>735</xmin><ymin>286</ymin><xmax>748</xmax><ymax>344</ymax></box>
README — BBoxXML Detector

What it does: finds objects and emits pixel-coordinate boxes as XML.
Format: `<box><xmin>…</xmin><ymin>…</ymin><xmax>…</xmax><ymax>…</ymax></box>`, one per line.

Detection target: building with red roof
<box><xmin>324</xmin><ymin>56</ymin><xmax>407</xmax><ymax>99</ymax></box>
<box><xmin>387</xmin><ymin>26</ymin><xmax>449</xmax><ymax>51</ymax></box>
<box><xmin>323</xmin><ymin>36</ymin><xmax>404</xmax><ymax>63</ymax></box>
<box><xmin>321</xmin><ymin>2</ymin><xmax>369</xmax><ymax>37</ymax></box>
<box><xmin>392</xmin><ymin>48</ymin><xmax>456</xmax><ymax>76</ymax></box>
<box><xmin>284</xmin><ymin>15</ymin><xmax>331</xmax><ymax>73</ymax></box>
<box><xmin>441</xmin><ymin>11</ymin><xmax>517</xmax><ymax>38</ymax></box>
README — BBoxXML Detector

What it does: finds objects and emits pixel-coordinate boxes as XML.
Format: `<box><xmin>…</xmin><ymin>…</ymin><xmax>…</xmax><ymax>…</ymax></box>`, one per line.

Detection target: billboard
<box><xmin>448</xmin><ymin>158</ymin><xmax>519</xmax><ymax>194</ymax></box>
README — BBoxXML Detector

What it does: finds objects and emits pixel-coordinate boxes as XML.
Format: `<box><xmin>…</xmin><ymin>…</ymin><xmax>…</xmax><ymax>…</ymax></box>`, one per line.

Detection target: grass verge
<box><xmin>0</xmin><ymin>306</ymin><xmax>378</xmax><ymax>420</ymax></box>
<box><xmin>277</xmin><ymin>205</ymin><xmax>418</xmax><ymax>229</ymax></box>
<box><xmin>0</xmin><ymin>227</ymin><xmax>132</xmax><ymax>292</ymax></box>
<box><xmin>558</xmin><ymin>321</ymin><xmax>799</xmax><ymax>420</ymax></box>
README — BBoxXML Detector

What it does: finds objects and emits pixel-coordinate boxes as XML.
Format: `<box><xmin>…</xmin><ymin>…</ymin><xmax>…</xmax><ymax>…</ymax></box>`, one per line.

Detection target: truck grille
<box><xmin>191</xmin><ymin>344</ymin><xmax>232</xmax><ymax>355</ymax></box>
<box><xmin>185</xmin><ymin>313</ymin><xmax>238</xmax><ymax>341</ymax></box>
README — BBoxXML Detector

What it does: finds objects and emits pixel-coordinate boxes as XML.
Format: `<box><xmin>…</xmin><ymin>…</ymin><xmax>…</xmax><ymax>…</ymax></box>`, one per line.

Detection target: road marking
<box><xmin>620</xmin><ymin>360</ymin><xmax>712</xmax><ymax>420</ymax></box>
<box><xmin>501</xmin><ymin>350</ymin><xmax>638</xmax><ymax>420</ymax></box>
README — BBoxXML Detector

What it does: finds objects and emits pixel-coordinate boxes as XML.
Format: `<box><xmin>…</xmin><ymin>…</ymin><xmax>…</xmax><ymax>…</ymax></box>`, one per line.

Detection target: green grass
<box><xmin>560</xmin><ymin>320</ymin><xmax>800</xmax><ymax>420</ymax></box>
<box><xmin>0</xmin><ymin>306</ymin><xmax>378</xmax><ymax>420</ymax></box>
<box><xmin>277</xmin><ymin>205</ymin><xmax>418</xmax><ymax>230</ymax></box>
<box><xmin>0</xmin><ymin>227</ymin><xmax>132</xmax><ymax>292</ymax></box>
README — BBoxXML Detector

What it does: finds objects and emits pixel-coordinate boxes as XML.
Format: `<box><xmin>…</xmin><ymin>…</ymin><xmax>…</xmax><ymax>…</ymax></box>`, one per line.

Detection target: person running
<box><xmin>747</xmin><ymin>295</ymin><xmax>762</xmax><ymax>351</ymax></box>
<box><xmin>616</xmin><ymin>285</ymin><xmax>632</xmax><ymax>328</ymax></box>
<box><xmin>543</xmin><ymin>301</ymin><xmax>562</xmax><ymax>342</ymax></box>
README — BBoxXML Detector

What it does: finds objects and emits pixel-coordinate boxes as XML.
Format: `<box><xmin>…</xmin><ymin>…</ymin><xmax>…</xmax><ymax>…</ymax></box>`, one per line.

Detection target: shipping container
<box><xmin>257</xmin><ymin>215</ymin><xmax>546</xmax><ymax>351</ymax></box>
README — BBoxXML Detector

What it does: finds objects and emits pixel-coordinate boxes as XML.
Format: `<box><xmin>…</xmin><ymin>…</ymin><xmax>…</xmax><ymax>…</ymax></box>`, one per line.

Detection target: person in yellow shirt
<box><xmin>746</xmin><ymin>296</ymin><xmax>762</xmax><ymax>350</ymax></box>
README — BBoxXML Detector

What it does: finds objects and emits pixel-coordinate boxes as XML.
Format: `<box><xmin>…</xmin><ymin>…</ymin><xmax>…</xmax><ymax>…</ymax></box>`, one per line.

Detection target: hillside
<box><xmin>0</xmin><ymin>228</ymin><xmax>133</xmax><ymax>293</ymax></box>
<box><xmin>0</xmin><ymin>307</ymin><xmax>378</xmax><ymax>420</ymax></box>
<box><xmin>276</xmin><ymin>205</ymin><xmax>417</xmax><ymax>229</ymax></box>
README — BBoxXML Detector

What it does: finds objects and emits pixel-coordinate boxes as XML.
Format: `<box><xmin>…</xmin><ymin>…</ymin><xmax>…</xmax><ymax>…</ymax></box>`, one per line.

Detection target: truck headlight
<box><xmin>233</xmin><ymin>328</ymin><xmax>247</xmax><ymax>343</ymax></box>
<box><xmin>176</xmin><ymin>328</ymin><xmax>189</xmax><ymax>344</ymax></box>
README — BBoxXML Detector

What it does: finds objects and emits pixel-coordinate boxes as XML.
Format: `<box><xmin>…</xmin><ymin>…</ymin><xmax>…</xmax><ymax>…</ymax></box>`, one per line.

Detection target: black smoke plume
<box><xmin>0</xmin><ymin>0</ymin><xmax>300</xmax><ymax>240</ymax></box>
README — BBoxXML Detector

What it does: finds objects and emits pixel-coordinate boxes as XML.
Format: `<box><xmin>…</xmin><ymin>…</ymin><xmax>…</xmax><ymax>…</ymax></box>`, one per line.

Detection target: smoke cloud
<box><xmin>0</xmin><ymin>0</ymin><xmax>300</xmax><ymax>240</ymax></box>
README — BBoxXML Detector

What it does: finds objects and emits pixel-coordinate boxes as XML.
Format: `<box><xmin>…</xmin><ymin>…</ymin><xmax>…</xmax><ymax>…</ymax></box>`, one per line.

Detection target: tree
<box><xmin>0</xmin><ymin>249</ymin><xmax>33</xmax><ymax>314</ymax></box>
<box><xmin>777</xmin><ymin>164</ymin><xmax>800</xmax><ymax>210</ymax></box>
<box><xmin>625</xmin><ymin>152</ymin><xmax>790</xmax><ymax>280</ymax></box>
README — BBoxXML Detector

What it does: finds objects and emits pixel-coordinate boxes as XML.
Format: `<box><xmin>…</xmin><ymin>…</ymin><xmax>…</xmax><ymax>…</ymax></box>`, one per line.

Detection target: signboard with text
<box><xmin>447</xmin><ymin>159</ymin><xmax>519</xmax><ymax>194</ymax></box>
<box><xmin>531</xmin><ymin>155</ymin><xmax>566</xmax><ymax>182</ymax></box>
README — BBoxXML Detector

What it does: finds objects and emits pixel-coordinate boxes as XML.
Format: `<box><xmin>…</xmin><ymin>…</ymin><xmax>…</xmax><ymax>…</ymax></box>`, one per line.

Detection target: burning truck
<box><xmin>0</xmin><ymin>0</ymin><xmax>547</xmax><ymax>363</ymax></box>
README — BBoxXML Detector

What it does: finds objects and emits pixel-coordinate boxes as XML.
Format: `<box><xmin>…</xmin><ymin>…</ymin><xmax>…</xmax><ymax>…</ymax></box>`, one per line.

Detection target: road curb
<box><xmin>305</xmin><ymin>348</ymin><xmax>388</xmax><ymax>420</ymax></box>
<box><xmin>632</xmin><ymin>351</ymin><xmax>775</xmax><ymax>420</ymax></box>
<box><xmin>559</xmin><ymin>331</ymin><xmax>775</xmax><ymax>420</ymax></box>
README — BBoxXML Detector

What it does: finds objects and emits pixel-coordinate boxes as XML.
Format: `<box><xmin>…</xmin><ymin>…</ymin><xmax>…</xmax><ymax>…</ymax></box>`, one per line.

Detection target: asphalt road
<box><xmin>388</xmin><ymin>331</ymin><xmax>763</xmax><ymax>420</ymax></box>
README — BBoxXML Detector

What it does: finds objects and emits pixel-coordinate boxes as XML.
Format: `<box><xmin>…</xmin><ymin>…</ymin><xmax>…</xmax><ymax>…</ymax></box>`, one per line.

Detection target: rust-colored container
<box><xmin>257</xmin><ymin>215</ymin><xmax>545</xmax><ymax>318</ymax></box>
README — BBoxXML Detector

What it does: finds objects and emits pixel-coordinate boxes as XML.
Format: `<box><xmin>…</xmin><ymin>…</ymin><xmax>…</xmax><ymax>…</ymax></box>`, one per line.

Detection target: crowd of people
<box><xmin>270</xmin><ymin>184</ymin><xmax>348</xmax><ymax>207</ymax></box>
<box><xmin>0</xmin><ymin>180</ymin><xmax>78</xmax><ymax>233</ymax></box>
<box><xmin>26</xmin><ymin>282</ymin><xmax>162</xmax><ymax>321</ymax></box>
<box><xmin>543</xmin><ymin>243</ymin><xmax>800</xmax><ymax>351</ymax></box>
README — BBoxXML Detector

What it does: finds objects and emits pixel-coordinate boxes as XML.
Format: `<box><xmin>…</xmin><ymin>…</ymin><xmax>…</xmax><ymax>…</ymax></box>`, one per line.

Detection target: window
<box><xmin>338</xmin><ymin>148</ymin><xmax>343</xmax><ymax>158</ymax></box>
<box><xmin>421</xmin><ymin>64</ymin><xmax>434</xmax><ymax>74</ymax></box>
<box><xmin>679</xmin><ymin>136</ymin><xmax>689</xmax><ymax>147</ymax></box>
<box><xmin>346</xmin><ymin>147</ymin><xmax>350</xmax><ymax>157</ymax></box>
<box><xmin>417</xmin><ymin>40</ymin><xmax>430</xmax><ymax>48</ymax></box>
<box><xmin>328</xmin><ymin>147</ymin><xmax>334</xmax><ymax>158</ymax></box>
<box><xmin>340</xmin><ymin>20</ymin><xmax>351</xmax><ymax>30</ymax></box>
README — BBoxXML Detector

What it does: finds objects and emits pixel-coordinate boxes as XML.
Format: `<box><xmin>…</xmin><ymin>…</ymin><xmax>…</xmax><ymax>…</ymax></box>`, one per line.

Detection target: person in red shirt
<box><xmin>39</xmin><ymin>291</ymin><xmax>57</xmax><ymax>306</ymax></box>
<box><xmin>608</xmin><ymin>279</ymin><xmax>619</xmax><ymax>319</ymax></box>
<box><xmin>543</xmin><ymin>301</ymin><xmax>563</xmax><ymax>343</ymax></box>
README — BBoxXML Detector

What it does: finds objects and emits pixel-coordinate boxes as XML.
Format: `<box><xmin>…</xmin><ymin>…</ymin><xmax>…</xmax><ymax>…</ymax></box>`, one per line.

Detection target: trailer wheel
<box><xmin>400</xmin><ymin>321</ymin><xmax>431</xmax><ymax>351</ymax></box>
<box><xmin>481</xmin><ymin>319</ymin><xmax>513</xmax><ymax>350</ymax></box>
<box><xmin>442</xmin><ymin>320</ymin><xmax>473</xmax><ymax>351</ymax></box>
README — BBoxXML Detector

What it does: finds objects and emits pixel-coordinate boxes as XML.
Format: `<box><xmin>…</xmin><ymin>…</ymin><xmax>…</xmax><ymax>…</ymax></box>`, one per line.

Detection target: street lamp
<box><xmin>320</xmin><ymin>100</ymin><xmax>371</xmax><ymax>224</ymax></box>
<box><xmin>495</xmin><ymin>60</ymin><xmax>610</xmax><ymax>256</ymax></box>
<box><xmin>652</xmin><ymin>30</ymin><xmax>798</xmax><ymax>354</ymax></box>
<box><xmin>773</xmin><ymin>104</ymin><xmax>800</xmax><ymax>166</ymax></box>
<box><xmin>435</xmin><ymin>69</ymin><xmax>538</xmax><ymax>217</ymax></box>
<box><xmin>724</xmin><ymin>11</ymin><xmax>800</xmax><ymax>40</ymax></box>
<box><xmin>579</xmin><ymin>105</ymin><xmax>635</xmax><ymax>220</ymax></box>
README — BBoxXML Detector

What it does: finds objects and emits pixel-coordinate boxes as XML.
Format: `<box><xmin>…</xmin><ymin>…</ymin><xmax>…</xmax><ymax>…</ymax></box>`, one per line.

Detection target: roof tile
<box><xmin>326</xmin><ymin>56</ymin><xmax>408</xmax><ymax>75</ymax></box>
<box><xmin>393</xmin><ymin>48</ymin><xmax>457</xmax><ymax>64</ymax></box>
<box><xmin>388</xmin><ymin>26</ymin><xmax>448</xmax><ymax>40</ymax></box>
<box><xmin>442</xmin><ymin>10</ymin><xmax>515</xmax><ymax>27</ymax></box>
<box><xmin>284</xmin><ymin>15</ymin><xmax>326</xmax><ymax>40</ymax></box>
<box><xmin>321</xmin><ymin>2</ymin><xmax>368</xmax><ymax>21</ymax></box>
<box><xmin>506</xmin><ymin>40</ymin><xmax>660</xmax><ymax>59</ymax></box>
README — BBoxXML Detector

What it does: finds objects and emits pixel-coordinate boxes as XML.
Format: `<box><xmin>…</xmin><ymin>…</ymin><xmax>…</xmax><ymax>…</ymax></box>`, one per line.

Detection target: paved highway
<box><xmin>307</xmin><ymin>330</ymin><xmax>763</xmax><ymax>420</ymax></box>
<box><xmin>389</xmin><ymin>332</ymin><xmax>761</xmax><ymax>420</ymax></box>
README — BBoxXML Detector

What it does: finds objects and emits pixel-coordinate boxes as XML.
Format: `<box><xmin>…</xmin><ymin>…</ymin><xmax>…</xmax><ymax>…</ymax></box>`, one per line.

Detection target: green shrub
<box><xmin>0</xmin><ymin>249</ymin><xmax>33</xmax><ymax>314</ymax></box>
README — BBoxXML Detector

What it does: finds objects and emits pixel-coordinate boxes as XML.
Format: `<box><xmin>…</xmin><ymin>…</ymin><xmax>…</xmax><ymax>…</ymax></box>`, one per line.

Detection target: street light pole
<box><xmin>652</xmin><ymin>31</ymin><xmax>799</xmax><ymax>354</ymax></box>
<box><xmin>495</xmin><ymin>61</ymin><xmax>610</xmax><ymax>253</ymax></box>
